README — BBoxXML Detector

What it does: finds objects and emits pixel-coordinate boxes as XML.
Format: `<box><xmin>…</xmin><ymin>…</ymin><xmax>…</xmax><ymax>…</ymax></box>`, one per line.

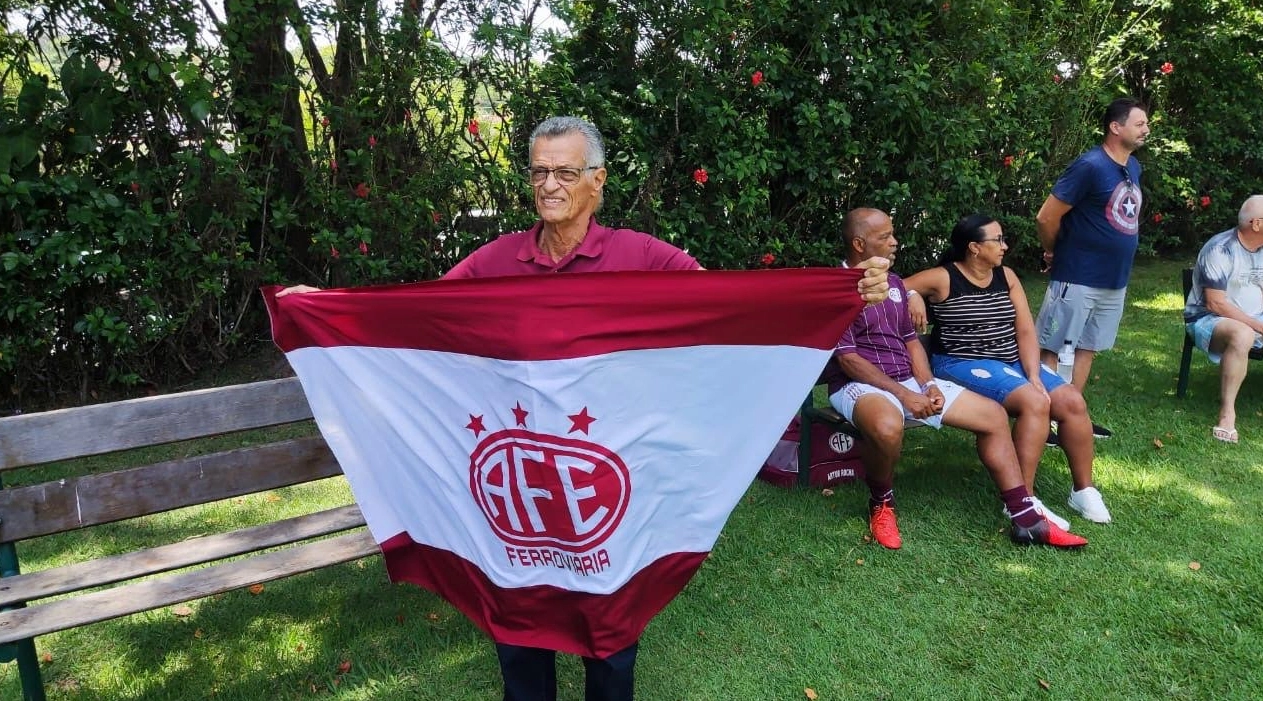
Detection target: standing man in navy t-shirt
<box><xmin>1034</xmin><ymin>97</ymin><xmax>1149</xmax><ymax>441</ymax></box>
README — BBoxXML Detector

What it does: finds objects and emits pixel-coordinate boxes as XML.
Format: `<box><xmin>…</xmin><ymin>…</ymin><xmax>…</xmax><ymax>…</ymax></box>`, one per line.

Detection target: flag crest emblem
<box><xmin>470</xmin><ymin>425</ymin><xmax>631</xmax><ymax>553</ymax></box>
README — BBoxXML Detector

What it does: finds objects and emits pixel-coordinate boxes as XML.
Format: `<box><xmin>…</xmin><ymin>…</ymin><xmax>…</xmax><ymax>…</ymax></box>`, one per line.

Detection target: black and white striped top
<box><xmin>929</xmin><ymin>264</ymin><xmax>1019</xmax><ymax>363</ymax></box>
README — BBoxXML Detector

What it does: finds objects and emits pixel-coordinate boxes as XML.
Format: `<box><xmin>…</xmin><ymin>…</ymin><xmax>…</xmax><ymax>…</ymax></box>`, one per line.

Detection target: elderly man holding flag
<box><xmin>269</xmin><ymin>116</ymin><xmax>889</xmax><ymax>701</ymax></box>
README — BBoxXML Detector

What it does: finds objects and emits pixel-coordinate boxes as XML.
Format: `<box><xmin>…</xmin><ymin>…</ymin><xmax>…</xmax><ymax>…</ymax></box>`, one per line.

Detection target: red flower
<box><xmin>330</xmin><ymin>159</ymin><xmax>338</xmax><ymax>172</ymax></box>
<box><xmin>761</xmin><ymin>253</ymin><xmax>776</xmax><ymax>266</ymax></box>
<box><xmin>1052</xmin><ymin>73</ymin><xmax>1063</xmax><ymax>84</ymax></box>
<box><xmin>1200</xmin><ymin>195</ymin><xmax>1211</xmax><ymax>208</ymax></box>
<box><xmin>468</xmin><ymin>119</ymin><xmax>480</xmax><ymax>137</ymax></box>
<box><xmin>354</xmin><ymin>182</ymin><xmax>370</xmax><ymax>198</ymax></box>
<box><xmin>330</xmin><ymin>245</ymin><xmax>340</xmax><ymax>259</ymax></box>
<box><xmin>1152</xmin><ymin>213</ymin><xmax>1164</xmax><ymax>224</ymax></box>
<box><xmin>358</xmin><ymin>241</ymin><xmax>368</xmax><ymax>255</ymax></box>
<box><xmin>751</xmin><ymin>71</ymin><xmax>764</xmax><ymax>87</ymax></box>
<box><xmin>693</xmin><ymin>168</ymin><xmax>709</xmax><ymax>185</ymax></box>
<box><xmin>129</xmin><ymin>181</ymin><xmax>140</xmax><ymax>193</ymax></box>
<box><xmin>1003</xmin><ymin>155</ymin><xmax>1014</xmax><ymax>168</ymax></box>
<box><xmin>321</xmin><ymin>116</ymin><xmax>330</xmax><ymax>127</ymax></box>
<box><xmin>941</xmin><ymin>2</ymin><xmax>950</xmax><ymax>10</ymax></box>
<box><xmin>403</xmin><ymin>109</ymin><xmax>412</xmax><ymax>122</ymax></box>
<box><xmin>431</xmin><ymin>211</ymin><xmax>442</xmax><ymax>224</ymax></box>
<box><xmin>368</xmin><ymin>135</ymin><xmax>378</xmax><ymax>148</ymax></box>
<box><xmin>1160</xmin><ymin>62</ymin><xmax>1174</xmax><ymax>75</ymax></box>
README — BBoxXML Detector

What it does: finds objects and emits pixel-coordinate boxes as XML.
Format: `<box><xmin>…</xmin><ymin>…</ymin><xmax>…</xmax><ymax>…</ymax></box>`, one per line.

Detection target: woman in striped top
<box><xmin>902</xmin><ymin>214</ymin><xmax>1112</xmax><ymax>526</ymax></box>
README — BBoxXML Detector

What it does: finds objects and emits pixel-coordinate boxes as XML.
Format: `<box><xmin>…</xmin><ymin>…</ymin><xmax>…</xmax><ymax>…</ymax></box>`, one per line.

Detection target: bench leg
<box><xmin>14</xmin><ymin>638</ymin><xmax>45</xmax><ymax>701</ymax></box>
<box><xmin>0</xmin><ymin>497</ymin><xmax>46</xmax><ymax>701</ymax></box>
<box><xmin>797</xmin><ymin>396</ymin><xmax>813</xmax><ymax>489</ymax></box>
<box><xmin>1177</xmin><ymin>333</ymin><xmax>1195</xmax><ymax>398</ymax></box>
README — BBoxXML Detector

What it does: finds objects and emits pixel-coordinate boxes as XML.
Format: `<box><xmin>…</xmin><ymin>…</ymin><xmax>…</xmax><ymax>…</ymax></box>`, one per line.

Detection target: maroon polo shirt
<box><xmin>443</xmin><ymin>217</ymin><xmax>700</xmax><ymax>279</ymax></box>
<box><xmin>830</xmin><ymin>272</ymin><xmax>916</xmax><ymax>392</ymax></box>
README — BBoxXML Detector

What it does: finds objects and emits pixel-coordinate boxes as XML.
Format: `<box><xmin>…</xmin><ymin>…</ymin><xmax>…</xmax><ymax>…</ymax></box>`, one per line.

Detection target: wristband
<box><xmin>906</xmin><ymin>289</ymin><xmax>919</xmax><ymax>297</ymax></box>
<box><xmin>921</xmin><ymin>379</ymin><xmax>938</xmax><ymax>391</ymax></box>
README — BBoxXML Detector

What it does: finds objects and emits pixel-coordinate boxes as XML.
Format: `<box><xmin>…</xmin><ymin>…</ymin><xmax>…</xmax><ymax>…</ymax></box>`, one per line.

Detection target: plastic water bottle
<box><xmin>1057</xmin><ymin>342</ymin><xmax>1075</xmax><ymax>382</ymax></box>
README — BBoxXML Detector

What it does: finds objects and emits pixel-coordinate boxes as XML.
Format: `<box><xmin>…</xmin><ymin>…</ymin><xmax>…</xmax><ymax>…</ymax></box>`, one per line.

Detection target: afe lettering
<box><xmin>470</xmin><ymin>430</ymin><xmax>630</xmax><ymax>552</ymax></box>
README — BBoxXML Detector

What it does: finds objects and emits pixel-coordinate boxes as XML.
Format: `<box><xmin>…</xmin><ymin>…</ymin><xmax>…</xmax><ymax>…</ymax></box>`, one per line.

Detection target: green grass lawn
<box><xmin>4</xmin><ymin>258</ymin><xmax>1262</xmax><ymax>700</ymax></box>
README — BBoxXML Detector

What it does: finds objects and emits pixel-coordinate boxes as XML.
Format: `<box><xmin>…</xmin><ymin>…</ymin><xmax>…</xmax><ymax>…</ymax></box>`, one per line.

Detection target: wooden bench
<box><xmin>0</xmin><ymin>378</ymin><xmax>378</xmax><ymax>701</ymax></box>
<box><xmin>1176</xmin><ymin>268</ymin><xmax>1263</xmax><ymax>398</ymax></box>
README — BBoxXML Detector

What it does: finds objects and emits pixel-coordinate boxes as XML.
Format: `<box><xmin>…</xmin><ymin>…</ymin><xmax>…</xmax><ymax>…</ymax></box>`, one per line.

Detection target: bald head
<box><xmin>843</xmin><ymin>208</ymin><xmax>894</xmax><ymax>265</ymax></box>
<box><xmin>1239</xmin><ymin>195</ymin><xmax>1263</xmax><ymax>229</ymax></box>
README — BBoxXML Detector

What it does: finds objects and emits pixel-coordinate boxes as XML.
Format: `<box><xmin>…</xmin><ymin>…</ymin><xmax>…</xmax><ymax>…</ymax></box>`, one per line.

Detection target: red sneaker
<box><xmin>1010</xmin><ymin>518</ymin><xmax>1088</xmax><ymax>549</ymax></box>
<box><xmin>869</xmin><ymin>503</ymin><xmax>902</xmax><ymax>550</ymax></box>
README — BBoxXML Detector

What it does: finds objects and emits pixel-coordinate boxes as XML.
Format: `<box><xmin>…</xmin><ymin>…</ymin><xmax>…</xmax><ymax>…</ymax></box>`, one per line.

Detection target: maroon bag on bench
<box><xmin>757</xmin><ymin>414</ymin><xmax>864</xmax><ymax>488</ymax></box>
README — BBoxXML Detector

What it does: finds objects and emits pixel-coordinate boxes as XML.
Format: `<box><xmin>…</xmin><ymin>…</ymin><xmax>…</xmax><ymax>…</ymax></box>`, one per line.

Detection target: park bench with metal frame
<box><xmin>0</xmin><ymin>378</ymin><xmax>376</xmax><ymax>701</ymax></box>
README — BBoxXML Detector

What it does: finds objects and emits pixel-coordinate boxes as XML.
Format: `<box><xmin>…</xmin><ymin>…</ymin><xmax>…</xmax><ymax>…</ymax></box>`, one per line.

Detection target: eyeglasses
<box><xmin>525</xmin><ymin>166</ymin><xmax>600</xmax><ymax>186</ymax></box>
<box><xmin>980</xmin><ymin>235</ymin><xmax>1007</xmax><ymax>245</ymax></box>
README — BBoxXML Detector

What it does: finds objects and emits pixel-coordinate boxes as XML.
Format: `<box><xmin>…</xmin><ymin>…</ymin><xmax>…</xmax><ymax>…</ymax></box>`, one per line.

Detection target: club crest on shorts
<box><xmin>466</xmin><ymin>404</ymin><xmax>630</xmax><ymax>554</ymax></box>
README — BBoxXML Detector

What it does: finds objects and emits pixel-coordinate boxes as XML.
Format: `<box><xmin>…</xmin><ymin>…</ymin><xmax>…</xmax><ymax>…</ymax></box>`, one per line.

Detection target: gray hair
<box><xmin>529</xmin><ymin>116</ymin><xmax>605</xmax><ymax>168</ymax></box>
<box><xmin>1239</xmin><ymin>195</ymin><xmax>1263</xmax><ymax>227</ymax></box>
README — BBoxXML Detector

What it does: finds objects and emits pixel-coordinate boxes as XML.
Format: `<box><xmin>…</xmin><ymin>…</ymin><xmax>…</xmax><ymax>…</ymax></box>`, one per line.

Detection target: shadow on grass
<box><xmin>31</xmin><ymin>559</ymin><xmax>502</xmax><ymax>700</ymax></box>
<box><xmin>7</xmin><ymin>259</ymin><xmax>1263</xmax><ymax>699</ymax></box>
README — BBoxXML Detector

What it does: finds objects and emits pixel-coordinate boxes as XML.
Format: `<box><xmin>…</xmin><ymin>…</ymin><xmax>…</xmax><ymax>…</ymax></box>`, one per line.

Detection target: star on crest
<box><xmin>512</xmin><ymin>402</ymin><xmax>530</xmax><ymax>427</ymax></box>
<box><xmin>466</xmin><ymin>414</ymin><xmax>486</xmax><ymax>437</ymax></box>
<box><xmin>567</xmin><ymin>407</ymin><xmax>597</xmax><ymax>434</ymax></box>
<box><xmin>1123</xmin><ymin>199</ymin><xmax>1138</xmax><ymax>217</ymax></box>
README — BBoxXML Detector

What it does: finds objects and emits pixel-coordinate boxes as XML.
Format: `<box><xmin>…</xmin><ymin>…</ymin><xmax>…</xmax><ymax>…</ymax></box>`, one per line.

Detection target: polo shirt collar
<box><xmin>515</xmin><ymin>217</ymin><xmax>612</xmax><ymax>264</ymax></box>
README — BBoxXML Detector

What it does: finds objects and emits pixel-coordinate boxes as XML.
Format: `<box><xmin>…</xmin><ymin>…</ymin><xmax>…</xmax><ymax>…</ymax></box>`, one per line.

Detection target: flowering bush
<box><xmin>2</xmin><ymin>0</ymin><xmax>1260</xmax><ymax>408</ymax></box>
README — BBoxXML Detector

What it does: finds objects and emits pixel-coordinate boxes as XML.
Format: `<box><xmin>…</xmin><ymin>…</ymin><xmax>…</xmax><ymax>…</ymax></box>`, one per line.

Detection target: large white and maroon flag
<box><xmin>262</xmin><ymin>268</ymin><xmax>864</xmax><ymax>658</ymax></box>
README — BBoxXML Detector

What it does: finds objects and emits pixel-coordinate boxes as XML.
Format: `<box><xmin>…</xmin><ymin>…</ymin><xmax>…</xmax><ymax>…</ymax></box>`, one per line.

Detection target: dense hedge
<box><xmin>1</xmin><ymin>0</ymin><xmax>1261</xmax><ymax>410</ymax></box>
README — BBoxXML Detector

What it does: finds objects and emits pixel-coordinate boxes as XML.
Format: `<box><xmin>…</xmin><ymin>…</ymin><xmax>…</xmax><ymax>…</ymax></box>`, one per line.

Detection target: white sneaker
<box><xmin>1068</xmin><ymin>486</ymin><xmax>1112</xmax><ymax>523</ymax></box>
<box><xmin>1003</xmin><ymin>497</ymin><xmax>1072</xmax><ymax>532</ymax></box>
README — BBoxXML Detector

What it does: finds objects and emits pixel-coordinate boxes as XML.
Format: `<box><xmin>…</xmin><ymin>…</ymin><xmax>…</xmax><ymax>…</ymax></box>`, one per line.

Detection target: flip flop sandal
<box><xmin>1212</xmin><ymin>426</ymin><xmax>1239</xmax><ymax>443</ymax></box>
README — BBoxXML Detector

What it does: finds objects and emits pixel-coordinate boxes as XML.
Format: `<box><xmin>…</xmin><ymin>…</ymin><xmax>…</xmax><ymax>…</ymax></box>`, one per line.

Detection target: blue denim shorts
<box><xmin>930</xmin><ymin>355</ymin><xmax>1066</xmax><ymax>404</ymax></box>
<box><xmin>1187</xmin><ymin>315</ymin><xmax>1263</xmax><ymax>364</ymax></box>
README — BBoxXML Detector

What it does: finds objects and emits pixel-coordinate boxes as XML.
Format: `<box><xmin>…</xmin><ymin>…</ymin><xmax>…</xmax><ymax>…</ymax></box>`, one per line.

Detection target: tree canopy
<box><xmin>2</xmin><ymin>0</ymin><xmax>1260</xmax><ymax>409</ymax></box>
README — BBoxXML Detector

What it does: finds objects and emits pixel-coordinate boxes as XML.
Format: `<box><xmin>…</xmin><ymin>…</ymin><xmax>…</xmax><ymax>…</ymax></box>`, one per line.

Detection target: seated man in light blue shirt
<box><xmin>1184</xmin><ymin>195</ymin><xmax>1263</xmax><ymax>444</ymax></box>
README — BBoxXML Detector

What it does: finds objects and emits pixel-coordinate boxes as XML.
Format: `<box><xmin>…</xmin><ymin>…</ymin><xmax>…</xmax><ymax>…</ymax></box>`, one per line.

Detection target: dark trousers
<box><xmin>496</xmin><ymin>641</ymin><xmax>638</xmax><ymax>701</ymax></box>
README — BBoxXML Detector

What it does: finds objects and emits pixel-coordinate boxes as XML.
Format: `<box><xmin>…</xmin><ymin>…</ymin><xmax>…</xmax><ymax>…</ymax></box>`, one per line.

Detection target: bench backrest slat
<box><xmin>0</xmin><ymin>436</ymin><xmax>341</xmax><ymax>543</ymax></box>
<box><xmin>0</xmin><ymin>377</ymin><xmax>312</xmax><ymax>472</ymax></box>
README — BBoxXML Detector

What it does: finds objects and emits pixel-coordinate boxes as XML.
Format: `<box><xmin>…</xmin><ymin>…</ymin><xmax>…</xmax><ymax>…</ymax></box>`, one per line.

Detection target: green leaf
<box><xmin>59</xmin><ymin>54</ymin><xmax>85</xmax><ymax>100</ymax></box>
<box><xmin>2</xmin><ymin>135</ymin><xmax>40</xmax><ymax>169</ymax></box>
<box><xmin>16</xmin><ymin>78</ymin><xmax>49</xmax><ymax>122</ymax></box>
<box><xmin>189</xmin><ymin>100</ymin><xmax>211</xmax><ymax>122</ymax></box>
<box><xmin>68</xmin><ymin>135</ymin><xmax>96</xmax><ymax>154</ymax></box>
<box><xmin>80</xmin><ymin>99</ymin><xmax>115</xmax><ymax>136</ymax></box>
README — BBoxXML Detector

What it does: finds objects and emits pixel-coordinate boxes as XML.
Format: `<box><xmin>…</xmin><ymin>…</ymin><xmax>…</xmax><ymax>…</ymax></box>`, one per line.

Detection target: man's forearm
<box><xmin>1035</xmin><ymin>218</ymin><xmax>1061</xmax><ymax>252</ymax></box>
<box><xmin>1207</xmin><ymin>298</ymin><xmax>1263</xmax><ymax>334</ymax></box>
<box><xmin>905</xmin><ymin>339</ymin><xmax>936</xmax><ymax>387</ymax></box>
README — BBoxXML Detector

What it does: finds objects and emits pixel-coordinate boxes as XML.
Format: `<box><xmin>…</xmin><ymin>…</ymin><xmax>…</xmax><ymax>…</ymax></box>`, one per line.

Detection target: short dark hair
<box><xmin>937</xmin><ymin>213</ymin><xmax>998</xmax><ymax>265</ymax></box>
<box><xmin>1102</xmin><ymin>97</ymin><xmax>1144</xmax><ymax>134</ymax></box>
